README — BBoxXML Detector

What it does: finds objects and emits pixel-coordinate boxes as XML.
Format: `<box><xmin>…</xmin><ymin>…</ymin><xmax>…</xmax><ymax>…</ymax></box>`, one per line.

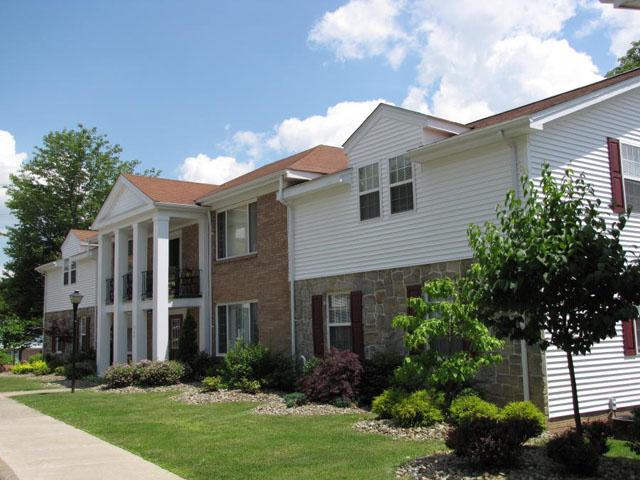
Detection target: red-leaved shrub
<box><xmin>300</xmin><ymin>349</ymin><xmax>363</xmax><ymax>403</ymax></box>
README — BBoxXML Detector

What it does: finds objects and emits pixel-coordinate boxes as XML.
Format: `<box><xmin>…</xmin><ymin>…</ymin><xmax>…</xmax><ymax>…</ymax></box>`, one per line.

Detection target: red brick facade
<box><xmin>211</xmin><ymin>192</ymin><xmax>291</xmax><ymax>354</ymax></box>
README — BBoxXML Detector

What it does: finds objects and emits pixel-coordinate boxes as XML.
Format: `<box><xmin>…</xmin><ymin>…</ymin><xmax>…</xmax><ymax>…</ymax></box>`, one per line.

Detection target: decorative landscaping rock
<box><xmin>171</xmin><ymin>387</ymin><xmax>282</xmax><ymax>405</ymax></box>
<box><xmin>101</xmin><ymin>383</ymin><xmax>189</xmax><ymax>394</ymax></box>
<box><xmin>353</xmin><ymin>419</ymin><xmax>450</xmax><ymax>442</ymax></box>
<box><xmin>252</xmin><ymin>401</ymin><xmax>365</xmax><ymax>416</ymax></box>
<box><xmin>397</xmin><ymin>447</ymin><xmax>640</xmax><ymax>480</ymax></box>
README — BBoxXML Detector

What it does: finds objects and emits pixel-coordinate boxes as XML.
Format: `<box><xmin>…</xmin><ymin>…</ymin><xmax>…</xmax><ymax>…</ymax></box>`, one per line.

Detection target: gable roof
<box><xmin>69</xmin><ymin>229</ymin><xmax>97</xmax><ymax>242</ymax></box>
<box><xmin>467</xmin><ymin>67</ymin><xmax>640</xmax><ymax>130</ymax></box>
<box><xmin>198</xmin><ymin>145</ymin><xmax>347</xmax><ymax>200</ymax></box>
<box><xmin>122</xmin><ymin>174</ymin><xmax>218</xmax><ymax>205</ymax></box>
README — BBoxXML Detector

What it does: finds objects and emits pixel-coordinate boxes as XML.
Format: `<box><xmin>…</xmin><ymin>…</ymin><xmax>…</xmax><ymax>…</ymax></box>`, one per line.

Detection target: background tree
<box><xmin>468</xmin><ymin>164</ymin><xmax>640</xmax><ymax>433</ymax></box>
<box><xmin>2</xmin><ymin>125</ymin><xmax>158</xmax><ymax>333</ymax></box>
<box><xmin>177</xmin><ymin>312</ymin><xmax>198</xmax><ymax>366</ymax></box>
<box><xmin>392</xmin><ymin>276</ymin><xmax>504</xmax><ymax>404</ymax></box>
<box><xmin>607</xmin><ymin>40</ymin><xmax>640</xmax><ymax>77</ymax></box>
<box><xmin>0</xmin><ymin>315</ymin><xmax>41</xmax><ymax>363</ymax></box>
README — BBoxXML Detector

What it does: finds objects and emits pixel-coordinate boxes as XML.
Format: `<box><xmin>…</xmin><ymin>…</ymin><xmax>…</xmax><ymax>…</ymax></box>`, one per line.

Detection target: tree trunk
<box><xmin>566</xmin><ymin>350</ymin><xmax>582</xmax><ymax>434</ymax></box>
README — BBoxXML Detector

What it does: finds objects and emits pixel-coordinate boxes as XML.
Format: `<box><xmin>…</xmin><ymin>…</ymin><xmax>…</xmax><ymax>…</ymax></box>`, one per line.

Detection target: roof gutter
<box><xmin>281</xmin><ymin>169</ymin><xmax>352</xmax><ymax>202</ymax></box>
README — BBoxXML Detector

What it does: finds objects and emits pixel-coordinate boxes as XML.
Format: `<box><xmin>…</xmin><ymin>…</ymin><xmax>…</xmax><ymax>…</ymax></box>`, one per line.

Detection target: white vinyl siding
<box><xmin>528</xmin><ymin>87</ymin><xmax>640</xmax><ymax>418</ymax></box>
<box><xmin>44</xmin><ymin>256</ymin><xmax>97</xmax><ymax>313</ymax></box>
<box><xmin>292</xmin><ymin>113</ymin><xmax>514</xmax><ymax>280</ymax></box>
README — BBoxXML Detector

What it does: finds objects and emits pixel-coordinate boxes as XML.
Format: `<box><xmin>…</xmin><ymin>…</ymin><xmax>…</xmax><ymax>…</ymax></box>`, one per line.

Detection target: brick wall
<box><xmin>181</xmin><ymin>224</ymin><xmax>199</xmax><ymax>270</ymax></box>
<box><xmin>211</xmin><ymin>192</ymin><xmax>291</xmax><ymax>354</ymax></box>
<box><xmin>43</xmin><ymin>306</ymin><xmax>96</xmax><ymax>356</ymax></box>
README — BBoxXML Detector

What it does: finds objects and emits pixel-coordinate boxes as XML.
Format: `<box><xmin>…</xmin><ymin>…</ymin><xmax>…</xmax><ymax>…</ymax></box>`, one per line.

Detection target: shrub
<box><xmin>0</xmin><ymin>350</ymin><xmax>12</xmax><ymax>365</ymax></box>
<box><xmin>190</xmin><ymin>351</ymin><xmax>220</xmax><ymax>379</ymax></box>
<box><xmin>499</xmin><ymin>401</ymin><xmax>545</xmax><ymax>433</ymax></box>
<box><xmin>300</xmin><ymin>349</ymin><xmax>363</xmax><ymax>404</ymax></box>
<box><xmin>135</xmin><ymin>360</ymin><xmax>184</xmax><ymax>387</ymax></box>
<box><xmin>28</xmin><ymin>353</ymin><xmax>44</xmax><ymax>364</ymax></box>
<box><xmin>11</xmin><ymin>362</ymin><xmax>33</xmax><ymax>375</ymax></box>
<box><xmin>53</xmin><ymin>365</ymin><xmax>65</xmax><ymax>376</ymax></box>
<box><xmin>372</xmin><ymin>388</ymin><xmax>407</xmax><ymax>419</ymax></box>
<box><xmin>177</xmin><ymin>313</ymin><xmax>199</xmax><ymax>366</ymax></box>
<box><xmin>104</xmin><ymin>364</ymin><xmax>136</xmax><ymax>389</ymax></box>
<box><xmin>546</xmin><ymin>430</ymin><xmax>600</xmax><ymax>475</ymax></box>
<box><xmin>283</xmin><ymin>392</ymin><xmax>307</xmax><ymax>408</ymax></box>
<box><xmin>219</xmin><ymin>342</ymin><xmax>268</xmax><ymax>387</ymax></box>
<box><xmin>359</xmin><ymin>351</ymin><xmax>403</xmax><ymax>405</ymax></box>
<box><xmin>63</xmin><ymin>360</ymin><xmax>96</xmax><ymax>380</ymax></box>
<box><xmin>302</xmin><ymin>356</ymin><xmax>321</xmax><ymax>376</ymax></box>
<box><xmin>237</xmin><ymin>378</ymin><xmax>261</xmax><ymax>394</ymax></box>
<box><xmin>628</xmin><ymin>408</ymin><xmax>640</xmax><ymax>455</ymax></box>
<box><xmin>29</xmin><ymin>360</ymin><xmax>50</xmax><ymax>376</ymax></box>
<box><xmin>449</xmin><ymin>395</ymin><xmax>500</xmax><ymax>425</ymax></box>
<box><xmin>446</xmin><ymin>418</ymin><xmax>538</xmax><ymax>467</ymax></box>
<box><xmin>390</xmin><ymin>390</ymin><xmax>444</xmax><ymax>427</ymax></box>
<box><xmin>583</xmin><ymin>421</ymin><xmax>612</xmax><ymax>455</ymax></box>
<box><xmin>201</xmin><ymin>375</ymin><xmax>224</xmax><ymax>392</ymax></box>
<box><xmin>255</xmin><ymin>350</ymin><xmax>298</xmax><ymax>391</ymax></box>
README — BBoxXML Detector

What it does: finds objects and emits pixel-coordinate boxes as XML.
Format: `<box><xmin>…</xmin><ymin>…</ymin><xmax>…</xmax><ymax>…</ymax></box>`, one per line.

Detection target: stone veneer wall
<box><xmin>294</xmin><ymin>259</ymin><xmax>547</xmax><ymax>412</ymax></box>
<box><xmin>43</xmin><ymin>306</ymin><xmax>96</xmax><ymax>356</ymax></box>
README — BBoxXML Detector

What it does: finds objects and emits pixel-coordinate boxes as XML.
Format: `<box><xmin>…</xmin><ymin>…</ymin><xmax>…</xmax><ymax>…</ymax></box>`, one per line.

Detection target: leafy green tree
<box><xmin>0</xmin><ymin>315</ymin><xmax>40</xmax><ymax>363</ymax></box>
<box><xmin>607</xmin><ymin>40</ymin><xmax>640</xmax><ymax>77</ymax></box>
<box><xmin>468</xmin><ymin>164</ymin><xmax>640</xmax><ymax>433</ymax></box>
<box><xmin>177</xmin><ymin>312</ymin><xmax>199</xmax><ymax>365</ymax></box>
<box><xmin>3</xmin><ymin>125</ymin><xmax>158</xmax><ymax>322</ymax></box>
<box><xmin>392</xmin><ymin>277</ymin><xmax>504</xmax><ymax>404</ymax></box>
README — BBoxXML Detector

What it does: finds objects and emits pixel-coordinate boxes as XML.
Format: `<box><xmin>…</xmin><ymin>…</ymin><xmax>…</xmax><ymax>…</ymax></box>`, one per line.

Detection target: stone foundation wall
<box><xmin>294</xmin><ymin>259</ymin><xmax>547</xmax><ymax>413</ymax></box>
<box><xmin>43</xmin><ymin>306</ymin><xmax>96</xmax><ymax>356</ymax></box>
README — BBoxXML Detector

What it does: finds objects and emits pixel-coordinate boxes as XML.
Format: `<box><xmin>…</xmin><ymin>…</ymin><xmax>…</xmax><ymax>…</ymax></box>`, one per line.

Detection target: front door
<box><xmin>169</xmin><ymin>314</ymin><xmax>183</xmax><ymax>360</ymax></box>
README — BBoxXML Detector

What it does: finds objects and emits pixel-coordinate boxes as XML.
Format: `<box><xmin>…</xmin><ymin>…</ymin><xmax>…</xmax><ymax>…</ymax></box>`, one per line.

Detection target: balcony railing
<box><xmin>106</xmin><ymin>278</ymin><xmax>114</xmax><ymax>305</ymax></box>
<box><xmin>170</xmin><ymin>268</ymin><xmax>201</xmax><ymax>298</ymax></box>
<box><xmin>142</xmin><ymin>270</ymin><xmax>153</xmax><ymax>300</ymax></box>
<box><xmin>122</xmin><ymin>272</ymin><xmax>133</xmax><ymax>301</ymax></box>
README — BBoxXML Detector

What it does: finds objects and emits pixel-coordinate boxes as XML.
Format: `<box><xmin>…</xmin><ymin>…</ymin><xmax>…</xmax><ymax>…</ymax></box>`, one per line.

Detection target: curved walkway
<box><xmin>0</xmin><ymin>392</ymin><xmax>183</xmax><ymax>480</ymax></box>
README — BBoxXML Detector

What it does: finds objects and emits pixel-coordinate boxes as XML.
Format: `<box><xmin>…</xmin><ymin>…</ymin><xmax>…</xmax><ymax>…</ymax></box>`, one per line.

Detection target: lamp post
<box><xmin>69</xmin><ymin>290</ymin><xmax>83</xmax><ymax>393</ymax></box>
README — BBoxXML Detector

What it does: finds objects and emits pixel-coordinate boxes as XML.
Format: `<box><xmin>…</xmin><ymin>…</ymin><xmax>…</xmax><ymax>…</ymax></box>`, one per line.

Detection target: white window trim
<box><xmin>215</xmin><ymin>300</ymin><xmax>258</xmax><ymax>356</ymax></box>
<box><xmin>326</xmin><ymin>292</ymin><xmax>351</xmax><ymax>351</ymax></box>
<box><xmin>388</xmin><ymin>156</ymin><xmax>416</xmax><ymax>216</ymax></box>
<box><xmin>216</xmin><ymin>200</ymin><xmax>258</xmax><ymax>260</ymax></box>
<box><xmin>79</xmin><ymin>316</ymin><xmax>87</xmax><ymax>348</ymax></box>
<box><xmin>620</xmin><ymin>141</ymin><xmax>640</xmax><ymax>211</ymax></box>
<box><xmin>358</xmin><ymin>162</ymin><xmax>382</xmax><ymax>222</ymax></box>
<box><xmin>54</xmin><ymin>336</ymin><xmax>62</xmax><ymax>354</ymax></box>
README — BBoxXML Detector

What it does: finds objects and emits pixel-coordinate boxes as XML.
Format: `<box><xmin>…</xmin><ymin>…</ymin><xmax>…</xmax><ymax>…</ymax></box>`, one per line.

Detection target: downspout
<box><xmin>509</xmin><ymin>135</ymin><xmax>531</xmax><ymax>402</ymax></box>
<box><xmin>277</xmin><ymin>174</ymin><xmax>296</xmax><ymax>359</ymax></box>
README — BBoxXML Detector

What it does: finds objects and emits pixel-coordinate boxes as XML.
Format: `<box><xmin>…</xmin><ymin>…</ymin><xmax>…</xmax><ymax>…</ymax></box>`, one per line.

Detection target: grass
<box><xmin>0</xmin><ymin>374</ymin><xmax>58</xmax><ymax>392</ymax></box>
<box><xmin>17</xmin><ymin>391</ymin><xmax>443</xmax><ymax>480</ymax></box>
<box><xmin>608</xmin><ymin>439</ymin><xmax>640</xmax><ymax>460</ymax></box>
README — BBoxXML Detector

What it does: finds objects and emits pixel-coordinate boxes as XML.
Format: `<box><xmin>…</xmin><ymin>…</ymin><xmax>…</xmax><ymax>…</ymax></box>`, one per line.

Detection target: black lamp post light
<box><xmin>69</xmin><ymin>290</ymin><xmax>83</xmax><ymax>393</ymax></box>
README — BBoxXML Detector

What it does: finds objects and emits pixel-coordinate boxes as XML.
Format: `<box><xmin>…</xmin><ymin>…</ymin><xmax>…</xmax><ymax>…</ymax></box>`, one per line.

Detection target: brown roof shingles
<box><xmin>467</xmin><ymin>67</ymin><xmax>640</xmax><ymax>130</ymax></box>
<box><xmin>70</xmin><ymin>229</ymin><xmax>97</xmax><ymax>241</ymax></box>
<box><xmin>122</xmin><ymin>174</ymin><xmax>218</xmax><ymax>205</ymax></box>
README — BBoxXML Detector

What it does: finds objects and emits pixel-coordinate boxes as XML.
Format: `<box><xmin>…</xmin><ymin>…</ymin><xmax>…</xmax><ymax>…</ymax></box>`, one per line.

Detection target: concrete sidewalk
<box><xmin>0</xmin><ymin>393</ymin><xmax>183</xmax><ymax>480</ymax></box>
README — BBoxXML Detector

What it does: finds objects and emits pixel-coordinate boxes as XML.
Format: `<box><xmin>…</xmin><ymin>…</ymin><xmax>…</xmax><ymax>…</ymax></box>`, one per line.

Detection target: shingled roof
<box><xmin>122</xmin><ymin>174</ymin><xmax>218</xmax><ymax>205</ymax></box>
<box><xmin>69</xmin><ymin>229</ymin><xmax>97</xmax><ymax>241</ymax></box>
<box><xmin>467</xmin><ymin>67</ymin><xmax>640</xmax><ymax>130</ymax></box>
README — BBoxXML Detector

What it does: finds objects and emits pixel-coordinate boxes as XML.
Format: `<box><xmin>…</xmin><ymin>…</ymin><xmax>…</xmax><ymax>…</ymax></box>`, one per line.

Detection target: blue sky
<box><xmin>0</xmin><ymin>0</ymin><xmax>639</xmax><ymax>268</ymax></box>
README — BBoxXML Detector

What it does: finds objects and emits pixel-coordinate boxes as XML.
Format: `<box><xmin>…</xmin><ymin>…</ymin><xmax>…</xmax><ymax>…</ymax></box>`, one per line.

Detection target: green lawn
<box><xmin>0</xmin><ymin>374</ymin><xmax>58</xmax><ymax>392</ymax></box>
<box><xmin>17</xmin><ymin>391</ymin><xmax>442</xmax><ymax>480</ymax></box>
<box><xmin>608</xmin><ymin>439</ymin><xmax>640</xmax><ymax>460</ymax></box>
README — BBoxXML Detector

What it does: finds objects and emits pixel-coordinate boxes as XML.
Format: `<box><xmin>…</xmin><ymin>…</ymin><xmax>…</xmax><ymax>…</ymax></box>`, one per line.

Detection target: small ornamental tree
<box><xmin>468</xmin><ymin>164</ymin><xmax>640</xmax><ymax>433</ymax></box>
<box><xmin>177</xmin><ymin>313</ymin><xmax>198</xmax><ymax>366</ymax></box>
<box><xmin>392</xmin><ymin>277</ymin><xmax>504</xmax><ymax>403</ymax></box>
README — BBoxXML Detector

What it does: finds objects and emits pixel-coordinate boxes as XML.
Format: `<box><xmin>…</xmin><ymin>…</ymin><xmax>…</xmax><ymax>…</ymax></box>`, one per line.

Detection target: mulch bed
<box><xmin>396</xmin><ymin>447</ymin><xmax>640</xmax><ymax>480</ymax></box>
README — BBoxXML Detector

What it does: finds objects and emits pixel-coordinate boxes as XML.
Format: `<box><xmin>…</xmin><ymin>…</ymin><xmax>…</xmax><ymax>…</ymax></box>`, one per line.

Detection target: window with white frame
<box><xmin>63</xmin><ymin>259</ymin><xmax>77</xmax><ymax>285</ymax></box>
<box><xmin>622</xmin><ymin>143</ymin><xmax>640</xmax><ymax>211</ymax></box>
<box><xmin>358</xmin><ymin>163</ymin><xmax>381</xmax><ymax>221</ymax></box>
<box><xmin>216</xmin><ymin>202</ymin><xmax>257</xmax><ymax>259</ymax></box>
<box><xmin>389</xmin><ymin>155</ymin><xmax>414</xmax><ymax>214</ymax></box>
<box><xmin>79</xmin><ymin>317</ymin><xmax>88</xmax><ymax>352</ymax></box>
<box><xmin>216</xmin><ymin>302</ymin><xmax>258</xmax><ymax>355</ymax></box>
<box><xmin>54</xmin><ymin>336</ymin><xmax>63</xmax><ymax>354</ymax></box>
<box><xmin>327</xmin><ymin>294</ymin><xmax>352</xmax><ymax>351</ymax></box>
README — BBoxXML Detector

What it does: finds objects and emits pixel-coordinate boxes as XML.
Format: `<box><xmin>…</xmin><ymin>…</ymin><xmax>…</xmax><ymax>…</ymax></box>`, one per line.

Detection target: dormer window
<box><xmin>389</xmin><ymin>156</ymin><xmax>414</xmax><ymax>214</ymax></box>
<box><xmin>63</xmin><ymin>259</ymin><xmax>77</xmax><ymax>285</ymax></box>
<box><xmin>358</xmin><ymin>163</ymin><xmax>381</xmax><ymax>221</ymax></box>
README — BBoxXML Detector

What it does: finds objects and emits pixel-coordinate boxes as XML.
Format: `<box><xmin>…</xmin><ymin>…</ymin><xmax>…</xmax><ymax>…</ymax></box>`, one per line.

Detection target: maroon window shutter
<box><xmin>406</xmin><ymin>284</ymin><xmax>422</xmax><ymax>316</ymax></box>
<box><xmin>350</xmin><ymin>291</ymin><xmax>364</xmax><ymax>358</ymax></box>
<box><xmin>622</xmin><ymin>319</ymin><xmax>636</xmax><ymax>356</ymax></box>
<box><xmin>311</xmin><ymin>295</ymin><xmax>325</xmax><ymax>357</ymax></box>
<box><xmin>607</xmin><ymin>137</ymin><xmax>625</xmax><ymax>213</ymax></box>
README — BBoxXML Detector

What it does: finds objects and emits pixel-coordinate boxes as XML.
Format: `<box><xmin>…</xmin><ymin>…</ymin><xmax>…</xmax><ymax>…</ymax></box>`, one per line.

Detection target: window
<box><xmin>327</xmin><ymin>294</ymin><xmax>352</xmax><ymax>351</ymax></box>
<box><xmin>79</xmin><ymin>317</ymin><xmax>88</xmax><ymax>352</ymax></box>
<box><xmin>216</xmin><ymin>302</ymin><xmax>258</xmax><ymax>355</ymax></box>
<box><xmin>216</xmin><ymin>202</ymin><xmax>258</xmax><ymax>259</ymax></box>
<box><xmin>358</xmin><ymin>164</ymin><xmax>380</xmax><ymax>220</ymax></box>
<box><xmin>622</xmin><ymin>143</ymin><xmax>640</xmax><ymax>211</ymax></box>
<box><xmin>389</xmin><ymin>156</ymin><xmax>414</xmax><ymax>214</ymax></box>
<box><xmin>63</xmin><ymin>259</ymin><xmax>77</xmax><ymax>285</ymax></box>
<box><xmin>54</xmin><ymin>336</ymin><xmax>63</xmax><ymax>354</ymax></box>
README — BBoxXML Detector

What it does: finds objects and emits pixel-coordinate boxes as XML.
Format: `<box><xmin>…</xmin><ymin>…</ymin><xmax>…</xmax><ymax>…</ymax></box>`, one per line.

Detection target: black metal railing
<box><xmin>106</xmin><ymin>278</ymin><xmax>114</xmax><ymax>305</ymax></box>
<box><xmin>169</xmin><ymin>268</ymin><xmax>201</xmax><ymax>298</ymax></box>
<box><xmin>122</xmin><ymin>272</ymin><xmax>133</xmax><ymax>301</ymax></box>
<box><xmin>141</xmin><ymin>270</ymin><xmax>153</xmax><ymax>300</ymax></box>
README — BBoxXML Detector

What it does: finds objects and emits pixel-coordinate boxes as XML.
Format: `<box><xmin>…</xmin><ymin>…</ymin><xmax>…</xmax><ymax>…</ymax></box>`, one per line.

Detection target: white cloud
<box><xmin>308</xmin><ymin>0</ymin><xmax>410</xmax><ymax>68</ymax></box>
<box><xmin>0</xmin><ymin>130</ymin><xmax>27</xmax><ymax>234</ymax></box>
<box><xmin>310</xmin><ymin>0</ymin><xmax>609</xmax><ymax>123</ymax></box>
<box><xmin>177</xmin><ymin>154</ymin><xmax>254</xmax><ymax>185</ymax></box>
<box><xmin>582</xmin><ymin>0</ymin><xmax>640</xmax><ymax>58</ymax></box>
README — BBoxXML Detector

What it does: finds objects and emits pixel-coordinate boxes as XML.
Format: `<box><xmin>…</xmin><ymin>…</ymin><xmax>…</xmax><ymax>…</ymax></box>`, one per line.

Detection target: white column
<box><xmin>96</xmin><ymin>232</ymin><xmax>112</xmax><ymax>375</ymax></box>
<box><xmin>112</xmin><ymin>227</ymin><xmax>129</xmax><ymax>364</ymax></box>
<box><xmin>198</xmin><ymin>215</ymin><xmax>211</xmax><ymax>353</ymax></box>
<box><xmin>153</xmin><ymin>215</ymin><xmax>170</xmax><ymax>361</ymax></box>
<box><xmin>132</xmin><ymin>222</ymin><xmax>148</xmax><ymax>361</ymax></box>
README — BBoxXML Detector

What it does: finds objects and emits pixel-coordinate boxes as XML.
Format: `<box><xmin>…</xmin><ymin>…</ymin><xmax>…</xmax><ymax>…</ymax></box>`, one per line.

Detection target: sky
<box><xmin>0</xmin><ymin>0</ymin><xmax>639</xmax><ymax>269</ymax></box>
